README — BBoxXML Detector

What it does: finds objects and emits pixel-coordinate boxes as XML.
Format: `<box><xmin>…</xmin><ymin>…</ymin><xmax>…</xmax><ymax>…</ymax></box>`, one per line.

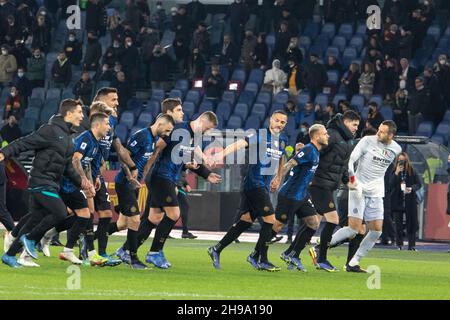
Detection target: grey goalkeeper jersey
<box><xmin>348</xmin><ymin>135</ymin><xmax>401</xmax><ymax>197</ymax></box>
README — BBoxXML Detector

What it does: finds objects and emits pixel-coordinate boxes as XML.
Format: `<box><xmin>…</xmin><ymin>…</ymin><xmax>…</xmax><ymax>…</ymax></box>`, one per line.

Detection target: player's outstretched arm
<box><xmin>213</xmin><ymin>139</ymin><xmax>248</xmax><ymax>164</ymax></box>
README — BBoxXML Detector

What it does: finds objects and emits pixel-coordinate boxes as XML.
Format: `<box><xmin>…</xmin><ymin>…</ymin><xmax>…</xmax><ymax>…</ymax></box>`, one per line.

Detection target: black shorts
<box><xmin>275</xmin><ymin>194</ymin><xmax>317</xmax><ymax>224</ymax></box>
<box><xmin>60</xmin><ymin>189</ymin><xmax>88</xmax><ymax>211</ymax></box>
<box><xmin>94</xmin><ymin>180</ymin><xmax>111</xmax><ymax>211</ymax></box>
<box><xmin>149</xmin><ymin>176</ymin><xmax>179</xmax><ymax>209</ymax></box>
<box><xmin>115</xmin><ymin>182</ymin><xmax>140</xmax><ymax>217</ymax></box>
<box><xmin>239</xmin><ymin>188</ymin><xmax>274</xmax><ymax>220</ymax></box>
<box><xmin>309</xmin><ymin>185</ymin><xmax>336</xmax><ymax>215</ymax></box>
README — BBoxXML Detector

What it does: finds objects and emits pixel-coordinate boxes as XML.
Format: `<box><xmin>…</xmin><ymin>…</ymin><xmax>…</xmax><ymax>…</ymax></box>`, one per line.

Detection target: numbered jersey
<box><xmin>279</xmin><ymin>143</ymin><xmax>320</xmax><ymax>201</ymax></box>
<box><xmin>61</xmin><ymin>130</ymin><xmax>100</xmax><ymax>194</ymax></box>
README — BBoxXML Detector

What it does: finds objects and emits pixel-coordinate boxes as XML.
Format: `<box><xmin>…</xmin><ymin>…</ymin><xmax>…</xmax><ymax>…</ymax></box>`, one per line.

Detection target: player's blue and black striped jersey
<box><xmin>152</xmin><ymin>122</ymin><xmax>195</xmax><ymax>183</ymax></box>
<box><xmin>279</xmin><ymin>143</ymin><xmax>320</xmax><ymax>201</ymax></box>
<box><xmin>91</xmin><ymin>115</ymin><xmax>118</xmax><ymax>178</ymax></box>
<box><xmin>61</xmin><ymin>130</ymin><xmax>100</xmax><ymax>194</ymax></box>
<box><xmin>243</xmin><ymin>131</ymin><xmax>288</xmax><ymax>192</ymax></box>
<box><xmin>115</xmin><ymin>128</ymin><xmax>156</xmax><ymax>185</ymax></box>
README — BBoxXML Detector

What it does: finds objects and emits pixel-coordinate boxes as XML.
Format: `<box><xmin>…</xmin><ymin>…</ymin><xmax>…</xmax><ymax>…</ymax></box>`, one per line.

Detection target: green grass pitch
<box><xmin>1</xmin><ymin>235</ymin><xmax>449</xmax><ymax>300</ymax></box>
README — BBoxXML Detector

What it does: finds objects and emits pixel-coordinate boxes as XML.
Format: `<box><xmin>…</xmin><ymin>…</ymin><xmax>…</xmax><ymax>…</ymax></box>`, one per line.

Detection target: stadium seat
<box><xmin>266</xmin><ymin>33</ymin><xmax>276</xmax><ymax>50</ymax></box>
<box><xmin>369</xmin><ymin>95</ymin><xmax>383</xmax><ymax>108</ymax></box>
<box><xmin>326</xmin><ymin>70</ymin><xmax>340</xmax><ymax>86</ymax></box>
<box><xmin>244</xmin><ymin>115</ymin><xmax>261</xmax><ymax>130</ymax></box>
<box><xmin>332</xmin><ymin>36</ymin><xmax>347</xmax><ymax>53</ymax></box>
<box><xmin>427</xmin><ymin>25</ymin><xmax>442</xmax><ymax>42</ymax></box>
<box><xmin>150</xmin><ymin>89</ymin><xmax>165</xmax><ymax>102</ymax></box>
<box><xmin>338</xmin><ymin>23</ymin><xmax>354</xmax><ymax>41</ymax></box>
<box><xmin>256</xmin><ymin>91</ymin><xmax>272</xmax><ymax>107</ymax></box>
<box><xmin>231</xmin><ymin>68</ymin><xmax>247</xmax><ymax>83</ymax></box>
<box><xmin>326</xmin><ymin>46</ymin><xmax>340</xmax><ymax>60</ymax></box>
<box><xmin>120</xmin><ymin>111</ymin><xmax>135</xmax><ymax>130</ymax></box>
<box><xmin>321</xmin><ymin>23</ymin><xmax>336</xmax><ymax>40</ymax></box>
<box><xmin>39</xmin><ymin>105</ymin><xmax>58</xmax><ymax>124</ymax></box>
<box><xmin>31</xmin><ymin>87</ymin><xmax>45</xmax><ymax>102</ymax></box>
<box><xmin>62</xmin><ymin>88</ymin><xmax>75</xmax><ymax>100</ymax></box>
<box><xmin>301</xmin><ymin>112</ymin><xmax>316</xmax><ymax>126</ymax></box>
<box><xmin>303</xmin><ymin>21</ymin><xmax>320</xmax><ymax>39</ymax></box>
<box><xmin>233</xmin><ymin>103</ymin><xmax>249</xmax><ymax>121</ymax></box>
<box><xmin>434</xmin><ymin>121</ymin><xmax>450</xmax><ymax>142</ymax></box>
<box><xmin>175</xmin><ymin>79</ymin><xmax>189</xmax><ymax>95</ymax></box>
<box><xmin>28</xmin><ymin>98</ymin><xmax>43</xmax><ymax>109</ymax></box>
<box><xmin>227</xmin><ymin>115</ymin><xmax>243</xmax><ymax>129</ymax></box>
<box><xmin>45</xmin><ymin>98</ymin><xmax>60</xmax><ymax>113</ymax></box>
<box><xmin>355</xmin><ymin>23</ymin><xmax>367</xmax><ymax>37</ymax></box>
<box><xmin>349</xmin><ymin>35</ymin><xmax>364</xmax><ymax>53</ymax></box>
<box><xmin>216</xmin><ymin>101</ymin><xmax>232</xmax><ymax>120</ymax></box>
<box><xmin>380</xmin><ymin>105</ymin><xmax>393</xmax><ymax>120</ymax></box>
<box><xmin>299</xmin><ymin>36</ymin><xmax>312</xmax><ymax>51</ymax></box>
<box><xmin>314</xmin><ymin>94</ymin><xmax>329</xmax><ymax>108</ymax></box>
<box><xmin>431</xmin><ymin>134</ymin><xmax>445</xmax><ymax>144</ymax></box>
<box><xmin>244</xmin><ymin>82</ymin><xmax>259</xmax><ymax>96</ymax></box>
<box><xmin>309</xmin><ymin>44</ymin><xmax>325</xmax><ymax>58</ymax></box>
<box><xmin>46</xmin><ymin>88</ymin><xmax>61</xmax><ymax>101</ymax></box>
<box><xmin>343</xmin><ymin>47</ymin><xmax>357</xmax><ymax>69</ymax></box>
<box><xmin>285</xmin><ymin>115</ymin><xmax>297</xmax><ymax>134</ymax></box>
<box><xmin>222</xmin><ymin>90</ymin><xmax>237</xmax><ymax>106</ymax></box>
<box><xmin>415</xmin><ymin>121</ymin><xmax>434</xmax><ymax>137</ymax></box>
<box><xmin>169</xmin><ymin>89</ymin><xmax>184</xmax><ymax>100</ymax></box>
<box><xmin>126</xmin><ymin>98</ymin><xmax>143</xmax><ymax>117</ymax></box>
<box><xmin>248</xmin><ymin>69</ymin><xmax>264</xmax><ymax>87</ymax></box>
<box><xmin>182</xmin><ymin>101</ymin><xmax>196</xmax><ymax>119</ymax></box>
<box><xmin>443</xmin><ymin>110</ymin><xmax>450</xmax><ymax>122</ymax></box>
<box><xmin>198</xmin><ymin>100</ymin><xmax>215</xmax><ymax>114</ymax></box>
<box><xmin>361</xmin><ymin>107</ymin><xmax>369</xmax><ymax>120</ymax></box>
<box><xmin>114</xmin><ymin>124</ymin><xmax>128</xmax><ymax>143</ymax></box>
<box><xmin>332</xmin><ymin>93</ymin><xmax>347</xmax><ymax>106</ymax></box>
<box><xmin>350</xmin><ymin>94</ymin><xmax>365</xmax><ymax>111</ymax></box>
<box><xmin>147</xmin><ymin>100</ymin><xmax>161</xmax><ymax>118</ymax></box>
<box><xmin>296</xmin><ymin>93</ymin><xmax>310</xmax><ymax>109</ymax></box>
<box><xmin>95</xmin><ymin>80</ymin><xmax>111</xmax><ymax>92</ymax></box>
<box><xmin>237</xmin><ymin>91</ymin><xmax>255</xmax><ymax>106</ymax></box>
<box><xmin>136</xmin><ymin>111</ymin><xmax>153</xmax><ymax>127</ymax></box>
<box><xmin>274</xmin><ymin>91</ymin><xmax>289</xmax><ymax>105</ymax></box>
<box><xmin>24</xmin><ymin>107</ymin><xmax>41</xmax><ymax>122</ymax></box>
<box><xmin>19</xmin><ymin>118</ymin><xmax>37</xmax><ymax>135</ymax></box>
<box><xmin>185</xmin><ymin>90</ymin><xmax>203</xmax><ymax>106</ymax></box>
<box><xmin>251</xmin><ymin>103</ymin><xmax>267</xmax><ymax>121</ymax></box>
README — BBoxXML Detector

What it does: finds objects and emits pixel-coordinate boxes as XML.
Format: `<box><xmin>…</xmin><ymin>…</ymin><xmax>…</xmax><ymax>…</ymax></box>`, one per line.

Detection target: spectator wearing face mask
<box><xmin>434</xmin><ymin>54</ymin><xmax>450</xmax><ymax>108</ymax></box>
<box><xmin>73</xmin><ymin>71</ymin><xmax>94</xmax><ymax>105</ymax></box>
<box><xmin>219</xmin><ymin>34</ymin><xmax>239</xmax><ymax>69</ymax></box>
<box><xmin>263</xmin><ymin>59</ymin><xmax>287</xmax><ymax>95</ymax></box>
<box><xmin>95</xmin><ymin>63</ymin><xmax>114</xmax><ymax>82</ymax></box>
<box><xmin>103</xmin><ymin>38</ymin><xmax>124</xmax><ymax>68</ymax></box>
<box><xmin>64</xmin><ymin>32</ymin><xmax>83</xmax><ymax>66</ymax></box>
<box><xmin>51</xmin><ymin>51</ymin><xmax>72</xmax><ymax>88</ymax></box>
<box><xmin>4</xmin><ymin>86</ymin><xmax>24</xmax><ymax>120</ymax></box>
<box><xmin>187</xmin><ymin>47</ymin><xmax>205</xmax><ymax>81</ymax></box>
<box><xmin>186</xmin><ymin>0</ymin><xmax>207</xmax><ymax>31</ymax></box>
<box><xmin>10</xmin><ymin>38</ymin><xmax>31</xmax><ymax>70</ymax></box>
<box><xmin>407</xmin><ymin>76</ymin><xmax>430</xmax><ymax>135</ymax></box>
<box><xmin>365</xmin><ymin>101</ymin><xmax>385</xmax><ymax>130</ymax></box>
<box><xmin>13</xmin><ymin>67</ymin><xmax>32</xmax><ymax>102</ymax></box>
<box><xmin>83</xmin><ymin>31</ymin><xmax>102</xmax><ymax>71</ymax></box>
<box><xmin>27</xmin><ymin>47</ymin><xmax>45</xmax><ymax>89</ymax></box>
<box><xmin>0</xmin><ymin>45</ymin><xmax>17</xmax><ymax>88</ymax></box>
<box><xmin>204</xmin><ymin>65</ymin><xmax>226</xmax><ymax>100</ymax></box>
<box><xmin>121</xmin><ymin>36</ymin><xmax>140</xmax><ymax>87</ymax></box>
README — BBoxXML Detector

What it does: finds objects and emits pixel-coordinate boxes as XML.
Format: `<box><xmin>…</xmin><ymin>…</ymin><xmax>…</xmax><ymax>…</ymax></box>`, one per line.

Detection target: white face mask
<box><xmin>1</xmin><ymin>50</ymin><xmax>7</xmax><ymax>56</ymax></box>
<box><xmin>439</xmin><ymin>59</ymin><xmax>446</xmax><ymax>65</ymax></box>
<box><xmin>126</xmin><ymin>42</ymin><xmax>133</xmax><ymax>47</ymax></box>
<box><xmin>10</xmin><ymin>92</ymin><xmax>16</xmax><ymax>97</ymax></box>
<box><xmin>69</xmin><ymin>37</ymin><xmax>75</xmax><ymax>42</ymax></box>
<box><xmin>18</xmin><ymin>72</ymin><xmax>24</xmax><ymax>78</ymax></box>
<box><xmin>113</xmin><ymin>43</ymin><xmax>120</xmax><ymax>48</ymax></box>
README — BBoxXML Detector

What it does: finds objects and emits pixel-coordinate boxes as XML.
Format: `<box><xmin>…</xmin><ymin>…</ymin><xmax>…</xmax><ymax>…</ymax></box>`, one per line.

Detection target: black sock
<box><xmin>55</xmin><ymin>215</ymin><xmax>76</xmax><ymax>233</ymax></box>
<box><xmin>318</xmin><ymin>222</ymin><xmax>337</xmax><ymax>262</ymax></box>
<box><xmin>66</xmin><ymin>216</ymin><xmax>90</xmax><ymax>249</ymax></box>
<box><xmin>347</xmin><ymin>233</ymin><xmax>364</xmax><ymax>265</ymax></box>
<box><xmin>150</xmin><ymin>215</ymin><xmax>176</xmax><ymax>252</ymax></box>
<box><xmin>108</xmin><ymin>222</ymin><xmax>118</xmax><ymax>235</ymax></box>
<box><xmin>127</xmin><ymin>229</ymin><xmax>139</xmax><ymax>258</ymax></box>
<box><xmin>11</xmin><ymin>213</ymin><xmax>32</xmax><ymax>238</ymax></box>
<box><xmin>124</xmin><ymin>219</ymin><xmax>156</xmax><ymax>251</ymax></box>
<box><xmin>85</xmin><ymin>214</ymin><xmax>95</xmax><ymax>252</ymax></box>
<box><xmin>256</xmin><ymin>222</ymin><xmax>273</xmax><ymax>263</ymax></box>
<box><xmin>291</xmin><ymin>226</ymin><xmax>316</xmax><ymax>258</ymax></box>
<box><xmin>96</xmin><ymin>217</ymin><xmax>111</xmax><ymax>255</ymax></box>
<box><xmin>284</xmin><ymin>222</ymin><xmax>307</xmax><ymax>255</ymax></box>
<box><xmin>214</xmin><ymin>220</ymin><xmax>252</xmax><ymax>254</ymax></box>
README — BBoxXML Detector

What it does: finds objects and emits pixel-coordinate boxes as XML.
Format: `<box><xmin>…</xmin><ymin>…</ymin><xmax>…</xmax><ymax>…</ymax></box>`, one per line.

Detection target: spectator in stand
<box><xmin>390</xmin><ymin>152</ymin><xmax>421</xmax><ymax>251</ymax></box>
<box><xmin>263</xmin><ymin>59</ymin><xmax>287</xmax><ymax>96</ymax></box>
<box><xmin>286</xmin><ymin>37</ymin><xmax>303</xmax><ymax>66</ymax></box>
<box><xmin>225</xmin><ymin>0</ymin><xmax>249</xmax><ymax>47</ymax></box>
<box><xmin>137</xmin><ymin>0</ymin><xmax>151</xmax><ymax>27</ymax></box>
<box><xmin>64</xmin><ymin>31</ymin><xmax>83</xmax><ymax>66</ymax></box>
<box><xmin>149</xmin><ymin>44</ymin><xmax>171</xmax><ymax>91</ymax></box>
<box><xmin>83</xmin><ymin>31</ymin><xmax>102</xmax><ymax>72</ymax></box>
<box><xmin>13</xmin><ymin>67</ymin><xmax>32</xmax><ymax>102</ymax></box>
<box><xmin>423</xmin><ymin>65</ymin><xmax>444</xmax><ymax>125</ymax></box>
<box><xmin>150</xmin><ymin>1</ymin><xmax>167</xmax><ymax>33</ymax></box>
<box><xmin>103</xmin><ymin>38</ymin><xmax>124</xmax><ymax>68</ymax></box>
<box><xmin>3</xmin><ymin>15</ymin><xmax>20</xmax><ymax>47</ymax></box>
<box><xmin>273</xmin><ymin>21</ymin><xmax>292</xmax><ymax>63</ymax></box>
<box><xmin>192</xmin><ymin>22</ymin><xmax>210</xmax><ymax>58</ymax></box>
<box><xmin>399</xmin><ymin>58</ymin><xmax>419</xmax><ymax>92</ymax></box>
<box><xmin>15</xmin><ymin>3</ymin><xmax>34</xmax><ymax>41</ymax></box>
<box><xmin>434</xmin><ymin>54</ymin><xmax>450</xmax><ymax>109</ymax></box>
<box><xmin>204</xmin><ymin>65</ymin><xmax>226</xmax><ymax>100</ymax></box>
<box><xmin>10</xmin><ymin>38</ymin><xmax>31</xmax><ymax>70</ymax></box>
<box><xmin>397</xmin><ymin>26</ymin><xmax>414</xmax><ymax>60</ymax></box>
<box><xmin>325</xmin><ymin>55</ymin><xmax>343</xmax><ymax>78</ymax></box>
<box><xmin>139</xmin><ymin>26</ymin><xmax>159</xmax><ymax>84</ymax></box>
<box><xmin>4</xmin><ymin>86</ymin><xmax>24</xmax><ymax>120</ymax></box>
<box><xmin>407</xmin><ymin>76</ymin><xmax>430</xmax><ymax>135</ymax></box>
<box><xmin>86</xmin><ymin>0</ymin><xmax>106</xmax><ymax>37</ymax></box>
<box><xmin>253</xmin><ymin>33</ymin><xmax>269</xmax><ymax>70</ymax></box>
<box><xmin>383</xmin><ymin>24</ymin><xmax>399</xmax><ymax>59</ymax></box>
<box><xmin>382</xmin><ymin>0</ymin><xmax>407</xmax><ymax>25</ymax></box>
<box><xmin>240</xmin><ymin>29</ymin><xmax>257</xmax><ymax>72</ymax></box>
<box><xmin>186</xmin><ymin>0</ymin><xmax>207</xmax><ymax>30</ymax></box>
<box><xmin>0</xmin><ymin>115</ymin><xmax>21</xmax><ymax>143</ymax></box>
<box><xmin>120</xmin><ymin>36</ymin><xmax>140</xmax><ymax>87</ymax></box>
<box><xmin>112</xmin><ymin>71</ymin><xmax>132</xmax><ymax>112</ymax></box>
<box><xmin>51</xmin><ymin>51</ymin><xmax>72</xmax><ymax>89</ymax></box>
<box><xmin>0</xmin><ymin>45</ymin><xmax>17</xmax><ymax>88</ymax></box>
<box><xmin>272</xmin><ymin>0</ymin><xmax>288</xmax><ymax>33</ymax></box>
<box><xmin>219</xmin><ymin>34</ymin><xmax>239</xmax><ymax>69</ymax></box>
<box><xmin>286</xmin><ymin>57</ymin><xmax>302</xmax><ymax>98</ymax></box>
<box><xmin>304</xmin><ymin>53</ymin><xmax>328</xmax><ymax>102</ymax></box>
<box><xmin>383</xmin><ymin>58</ymin><xmax>399</xmax><ymax>103</ymax></box>
<box><xmin>73</xmin><ymin>71</ymin><xmax>94</xmax><ymax>106</ymax></box>
<box><xmin>187</xmin><ymin>47</ymin><xmax>206</xmax><ymax>82</ymax></box>
<box><xmin>358</xmin><ymin>62</ymin><xmax>375</xmax><ymax>101</ymax></box>
<box><xmin>95</xmin><ymin>63</ymin><xmax>114</xmax><ymax>82</ymax></box>
<box><xmin>0</xmin><ymin>0</ymin><xmax>16</xmax><ymax>39</ymax></box>
<box><xmin>342</xmin><ymin>62</ymin><xmax>361</xmax><ymax>101</ymax></box>
<box><xmin>319</xmin><ymin>102</ymin><xmax>336</xmax><ymax>124</ymax></box>
<box><xmin>107</xmin><ymin>9</ymin><xmax>123</xmax><ymax>42</ymax></box>
<box><xmin>280</xmin><ymin>8</ymin><xmax>299</xmax><ymax>36</ymax></box>
<box><xmin>393</xmin><ymin>86</ymin><xmax>409</xmax><ymax>132</ymax></box>
<box><xmin>285</xmin><ymin>99</ymin><xmax>298</xmax><ymax>116</ymax></box>
<box><xmin>366</xmin><ymin>101</ymin><xmax>385</xmax><ymax>130</ymax></box>
<box><xmin>172</xmin><ymin>5</ymin><xmax>191</xmax><ymax>41</ymax></box>
<box><xmin>31</xmin><ymin>12</ymin><xmax>51</xmax><ymax>53</ymax></box>
<box><xmin>410</xmin><ymin>8</ymin><xmax>428</xmax><ymax>53</ymax></box>
<box><xmin>259</xmin><ymin>0</ymin><xmax>274</xmax><ymax>34</ymax></box>
<box><xmin>27</xmin><ymin>47</ymin><xmax>45</xmax><ymax>89</ymax></box>
<box><xmin>174</xmin><ymin>37</ymin><xmax>190</xmax><ymax>75</ymax></box>
<box><xmin>296</xmin><ymin>122</ymin><xmax>311</xmax><ymax>145</ymax></box>
<box><xmin>125</xmin><ymin>0</ymin><xmax>141</xmax><ymax>34</ymax></box>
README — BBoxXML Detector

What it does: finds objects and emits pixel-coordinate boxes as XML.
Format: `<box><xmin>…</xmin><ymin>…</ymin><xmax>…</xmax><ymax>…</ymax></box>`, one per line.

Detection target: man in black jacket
<box><xmin>304</xmin><ymin>54</ymin><xmax>328</xmax><ymax>102</ymax></box>
<box><xmin>308</xmin><ymin>110</ymin><xmax>360</xmax><ymax>271</ymax></box>
<box><xmin>1</xmin><ymin>99</ymin><xmax>88</xmax><ymax>268</ymax></box>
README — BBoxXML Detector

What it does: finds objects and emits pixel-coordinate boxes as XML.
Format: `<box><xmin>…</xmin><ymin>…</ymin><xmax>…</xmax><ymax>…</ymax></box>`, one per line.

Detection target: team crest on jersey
<box><xmin>273</xmin><ymin>140</ymin><xmax>279</xmax><ymax>148</ymax></box>
<box><xmin>280</xmin><ymin>214</ymin><xmax>287</xmax><ymax>221</ymax></box>
<box><xmin>353</xmin><ymin>208</ymin><xmax>358</xmax><ymax>214</ymax></box>
<box><xmin>166</xmin><ymin>196</ymin><xmax>172</xmax><ymax>203</ymax></box>
<box><xmin>264</xmin><ymin>206</ymin><xmax>270</xmax><ymax>212</ymax></box>
<box><xmin>329</xmin><ymin>202</ymin><xmax>335</xmax><ymax>209</ymax></box>
<box><xmin>130</xmin><ymin>206</ymin><xmax>137</xmax><ymax>213</ymax></box>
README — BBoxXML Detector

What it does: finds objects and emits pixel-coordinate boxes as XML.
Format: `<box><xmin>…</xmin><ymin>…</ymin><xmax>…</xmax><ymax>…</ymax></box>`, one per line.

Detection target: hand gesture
<box><xmin>207</xmin><ymin>173</ymin><xmax>222</xmax><ymax>184</ymax></box>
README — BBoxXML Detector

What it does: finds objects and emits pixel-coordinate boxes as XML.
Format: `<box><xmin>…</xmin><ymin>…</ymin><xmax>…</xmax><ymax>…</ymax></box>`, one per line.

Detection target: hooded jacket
<box><xmin>0</xmin><ymin>115</ymin><xmax>81</xmax><ymax>191</ymax></box>
<box><xmin>310</xmin><ymin>113</ymin><xmax>356</xmax><ymax>190</ymax></box>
